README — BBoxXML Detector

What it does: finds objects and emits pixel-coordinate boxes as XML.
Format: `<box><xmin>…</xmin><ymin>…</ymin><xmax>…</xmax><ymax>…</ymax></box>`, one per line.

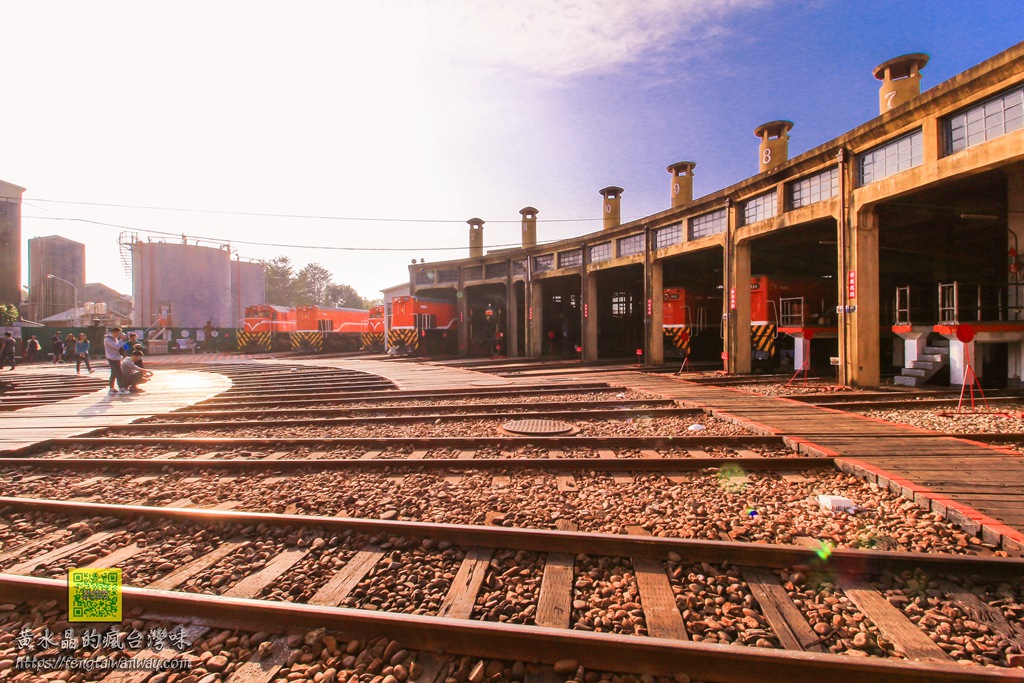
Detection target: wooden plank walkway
<box><xmin>0</xmin><ymin>367</ymin><xmax>232</xmax><ymax>451</ymax></box>
<box><xmin>600</xmin><ymin>372</ymin><xmax>1024</xmax><ymax>553</ymax></box>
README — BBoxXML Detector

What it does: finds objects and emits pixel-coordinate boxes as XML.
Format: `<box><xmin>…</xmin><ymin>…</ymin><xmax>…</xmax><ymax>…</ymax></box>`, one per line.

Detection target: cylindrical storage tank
<box><xmin>231</xmin><ymin>260</ymin><xmax>267</xmax><ymax>325</ymax></box>
<box><xmin>132</xmin><ymin>242</ymin><xmax>231</xmax><ymax>329</ymax></box>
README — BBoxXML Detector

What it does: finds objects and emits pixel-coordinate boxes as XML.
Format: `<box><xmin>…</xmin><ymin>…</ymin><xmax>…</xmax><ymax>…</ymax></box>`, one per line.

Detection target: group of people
<box><xmin>104</xmin><ymin>327</ymin><xmax>154</xmax><ymax>394</ymax></box>
<box><xmin>0</xmin><ymin>331</ymin><xmax>95</xmax><ymax>371</ymax></box>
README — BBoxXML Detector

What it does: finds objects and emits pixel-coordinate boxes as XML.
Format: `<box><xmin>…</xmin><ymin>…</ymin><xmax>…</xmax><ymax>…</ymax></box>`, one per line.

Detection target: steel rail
<box><xmin>2</xmin><ymin>496</ymin><xmax>1021</xmax><ymax>578</ymax></box>
<box><xmin>1</xmin><ymin>575</ymin><xmax>1013</xmax><ymax>683</ymax></box>
<box><xmin>31</xmin><ymin>434</ymin><xmax>791</xmax><ymax>451</ymax></box>
<box><xmin>143</xmin><ymin>398</ymin><xmax>681</xmax><ymax>421</ymax></box>
<box><xmin>0</xmin><ymin>455</ymin><xmax>834</xmax><ymax>473</ymax></box>
<box><xmin>191</xmin><ymin>383</ymin><xmax>615</xmax><ymax>407</ymax></box>
<box><xmin>95</xmin><ymin>407</ymin><xmax>701</xmax><ymax>432</ymax></box>
<box><xmin>803</xmin><ymin>396</ymin><xmax>1023</xmax><ymax>410</ymax></box>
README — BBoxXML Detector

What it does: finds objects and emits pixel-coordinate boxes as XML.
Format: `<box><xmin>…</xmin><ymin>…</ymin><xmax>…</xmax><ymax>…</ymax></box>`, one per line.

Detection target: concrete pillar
<box><xmin>582</xmin><ymin>270</ymin><xmax>598</xmax><ymax>361</ymax></box>
<box><xmin>754</xmin><ymin>121</ymin><xmax>793</xmax><ymax>173</ymax></box>
<box><xmin>527</xmin><ymin>280</ymin><xmax>543</xmax><ymax>357</ymax></box>
<box><xmin>520</xmin><ymin>207</ymin><xmax>538</xmax><ymax>249</ymax></box>
<box><xmin>901</xmin><ymin>330</ymin><xmax>929</xmax><ymax>368</ymax></box>
<box><xmin>666</xmin><ymin>162</ymin><xmax>696</xmax><ymax>209</ymax></box>
<box><xmin>457</xmin><ymin>288</ymin><xmax>469</xmax><ymax>356</ymax></box>
<box><xmin>873</xmin><ymin>54</ymin><xmax>929</xmax><ymax>114</ymax></box>
<box><xmin>600</xmin><ymin>187</ymin><xmax>623</xmax><ymax>231</ymax></box>
<box><xmin>948</xmin><ymin>339</ymin><xmax>980</xmax><ymax>387</ymax></box>
<box><xmin>468</xmin><ymin>218</ymin><xmax>484</xmax><ymax>258</ymax></box>
<box><xmin>507</xmin><ymin>281</ymin><xmax>519</xmax><ymax>357</ymax></box>
<box><xmin>846</xmin><ymin>208</ymin><xmax>881</xmax><ymax>386</ymax></box>
<box><xmin>647</xmin><ymin>259</ymin><xmax>664</xmax><ymax>365</ymax></box>
<box><xmin>1008</xmin><ymin>169</ymin><xmax>1024</xmax><ymax>386</ymax></box>
<box><xmin>728</xmin><ymin>239</ymin><xmax>752</xmax><ymax>374</ymax></box>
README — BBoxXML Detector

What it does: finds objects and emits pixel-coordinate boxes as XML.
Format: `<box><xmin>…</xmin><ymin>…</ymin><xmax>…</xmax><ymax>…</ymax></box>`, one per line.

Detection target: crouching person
<box><xmin>119</xmin><ymin>350</ymin><xmax>153</xmax><ymax>393</ymax></box>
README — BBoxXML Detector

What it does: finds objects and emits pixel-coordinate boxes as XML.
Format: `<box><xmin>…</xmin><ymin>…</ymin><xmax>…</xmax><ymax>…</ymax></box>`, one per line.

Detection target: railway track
<box><xmin>2</xmin><ymin>363</ymin><xmax>1023</xmax><ymax>681</ymax></box>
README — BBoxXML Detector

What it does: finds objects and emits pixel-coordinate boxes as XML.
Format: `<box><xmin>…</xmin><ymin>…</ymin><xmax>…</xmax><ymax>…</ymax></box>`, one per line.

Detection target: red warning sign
<box><xmin>847</xmin><ymin>270</ymin><xmax>856</xmax><ymax>299</ymax></box>
<box><xmin>730</xmin><ymin>288</ymin><xmax>737</xmax><ymax>310</ymax></box>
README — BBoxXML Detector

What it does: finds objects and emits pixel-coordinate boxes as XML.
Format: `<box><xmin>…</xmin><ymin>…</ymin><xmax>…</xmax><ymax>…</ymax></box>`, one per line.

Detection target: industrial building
<box><xmin>0</xmin><ymin>179</ymin><xmax>25</xmax><ymax>311</ymax></box>
<box><xmin>25</xmin><ymin>235</ymin><xmax>86</xmax><ymax>322</ymax></box>
<box><xmin>129</xmin><ymin>237</ymin><xmax>266</xmax><ymax>331</ymax></box>
<box><xmin>408</xmin><ymin>43</ymin><xmax>1024</xmax><ymax>389</ymax></box>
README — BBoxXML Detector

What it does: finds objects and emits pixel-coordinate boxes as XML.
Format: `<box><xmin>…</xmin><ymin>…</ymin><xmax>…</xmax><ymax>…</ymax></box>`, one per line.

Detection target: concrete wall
<box><xmin>27</xmin><ymin>235</ymin><xmax>86</xmax><ymax>321</ymax></box>
<box><xmin>0</xmin><ymin>180</ymin><xmax>24</xmax><ymax>311</ymax></box>
<box><xmin>230</xmin><ymin>260</ymin><xmax>266</xmax><ymax>325</ymax></box>
<box><xmin>132</xmin><ymin>242</ymin><xmax>232</xmax><ymax>329</ymax></box>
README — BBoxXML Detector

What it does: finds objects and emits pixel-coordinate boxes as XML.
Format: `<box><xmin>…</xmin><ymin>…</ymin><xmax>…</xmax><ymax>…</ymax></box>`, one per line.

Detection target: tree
<box><xmin>0</xmin><ymin>303</ymin><xmax>17</xmax><ymax>325</ymax></box>
<box><xmin>263</xmin><ymin>256</ymin><xmax>295</xmax><ymax>305</ymax></box>
<box><xmin>293</xmin><ymin>263</ymin><xmax>334</xmax><ymax>306</ymax></box>
<box><xmin>325</xmin><ymin>283</ymin><xmax>363</xmax><ymax>309</ymax></box>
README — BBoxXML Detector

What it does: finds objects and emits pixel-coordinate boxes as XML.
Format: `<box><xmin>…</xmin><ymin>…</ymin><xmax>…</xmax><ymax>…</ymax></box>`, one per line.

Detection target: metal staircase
<box><xmin>894</xmin><ymin>337</ymin><xmax>949</xmax><ymax>387</ymax></box>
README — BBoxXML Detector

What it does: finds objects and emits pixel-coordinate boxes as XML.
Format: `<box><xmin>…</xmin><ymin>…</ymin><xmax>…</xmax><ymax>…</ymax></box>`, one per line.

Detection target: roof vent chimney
<box><xmin>519</xmin><ymin>207</ymin><xmax>538</xmax><ymax>248</ymax></box>
<box><xmin>873</xmin><ymin>53</ymin><xmax>929</xmax><ymax>114</ymax></box>
<box><xmin>666</xmin><ymin>161</ymin><xmax>696</xmax><ymax>208</ymax></box>
<box><xmin>468</xmin><ymin>218</ymin><xmax>484</xmax><ymax>258</ymax></box>
<box><xmin>754</xmin><ymin>121</ymin><xmax>793</xmax><ymax>173</ymax></box>
<box><xmin>599</xmin><ymin>186</ymin><xmax>623</xmax><ymax>231</ymax></box>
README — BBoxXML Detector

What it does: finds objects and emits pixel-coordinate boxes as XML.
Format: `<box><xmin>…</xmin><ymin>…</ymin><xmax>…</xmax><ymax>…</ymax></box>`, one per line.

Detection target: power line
<box><xmin>26</xmin><ymin>196</ymin><xmax>612</xmax><ymax>224</ymax></box>
<box><xmin>21</xmin><ymin>214</ymin><xmax>572</xmax><ymax>253</ymax></box>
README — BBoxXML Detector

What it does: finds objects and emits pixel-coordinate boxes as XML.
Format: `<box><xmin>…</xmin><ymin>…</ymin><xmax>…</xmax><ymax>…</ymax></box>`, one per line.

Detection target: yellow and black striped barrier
<box><xmin>663</xmin><ymin>325</ymin><xmax>691</xmax><ymax>356</ymax></box>
<box><xmin>752</xmin><ymin>323</ymin><xmax>777</xmax><ymax>358</ymax></box>
<box><xmin>388</xmin><ymin>328</ymin><xmax>418</xmax><ymax>352</ymax></box>
<box><xmin>291</xmin><ymin>331</ymin><xmax>323</xmax><ymax>352</ymax></box>
<box><xmin>362</xmin><ymin>331</ymin><xmax>385</xmax><ymax>351</ymax></box>
<box><xmin>238</xmin><ymin>330</ymin><xmax>271</xmax><ymax>353</ymax></box>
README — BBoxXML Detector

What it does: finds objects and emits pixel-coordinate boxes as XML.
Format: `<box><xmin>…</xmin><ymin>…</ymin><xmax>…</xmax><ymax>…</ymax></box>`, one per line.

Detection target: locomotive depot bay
<box><xmin>1</xmin><ymin>357</ymin><xmax>1023</xmax><ymax>683</ymax></box>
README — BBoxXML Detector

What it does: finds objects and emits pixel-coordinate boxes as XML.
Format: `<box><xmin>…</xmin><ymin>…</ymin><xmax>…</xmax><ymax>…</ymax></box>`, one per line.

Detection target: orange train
<box><xmin>388</xmin><ymin>295</ymin><xmax>458</xmax><ymax>355</ymax></box>
<box><xmin>664</xmin><ymin>276</ymin><xmax>835</xmax><ymax>365</ymax></box>
<box><xmin>238</xmin><ymin>304</ymin><xmax>370</xmax><ymax>352</ymax></box>
<box><xmin>362</xmin><ymin>305</ymin><xmax>386</xmax><ymax>351</ymax></box>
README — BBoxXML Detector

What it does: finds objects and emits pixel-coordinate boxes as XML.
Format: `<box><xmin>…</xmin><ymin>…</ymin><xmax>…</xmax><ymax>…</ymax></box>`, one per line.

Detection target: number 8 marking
<box><xmin>762</xmin><ymin>148</ymin><xmax>772</xmax><ymax>165</ymax></box>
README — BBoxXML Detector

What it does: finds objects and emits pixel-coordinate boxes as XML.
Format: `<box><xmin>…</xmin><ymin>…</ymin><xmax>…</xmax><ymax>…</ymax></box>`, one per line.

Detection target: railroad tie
<box><xmin>597</xmin><ymin>449</ymin><xmax>617</xmax><ymax>459</ymax></box>
<box><xmin>491</xmin><ymin>475</ymin><xmax>511</xmax><ymax>488</ymax></box>
<box><xmin>146</xmin><ymin>541</ymin><xmax>247</xmax><ymax>591</ymax></box>
<box><xmin>101</xmin><ymin>623</ymin><xmax>210</xmax><ymax>683</ymax></box>
<box><xmin>359</xmin><ymin>449</ymin><xmax>383</xmax><ymax>459</ymax></box>
<box><xmin>640</xmin><ymin>449</ymin><xmax>663</xmax><ymax>459</ymax></box>
<box><xmin>437</xmin><ymin>547</ymin><xmax>496</xmax><ymax>619</ymax></box>
<box><xmin>792</xmin><ymin>537</ymin><xmax>951</xmax><ymax>663</ymax></box>
<box><xmin>261</xmin><ymin>451</ymin><xmax>289</xmax><ymax>461</ymax></box>
<box><xmin>309</xmin><ymin>546</ymin><xmax>385</xmax><ymax>607</ymax></box>
<box><xmin>457</xmin><ymin>449</ymin><xmax>476</xmax><ymax>460</ymax></box>
<box><xmin>624</xmin><ymin>526</ymin><xmax>689</xmax><ymax>640</ymax></box>
<box><xmin>737</xmin><ymin>565</ymin><xmax>825</xmax><ymax>652</ymax></box>
<box><xmin>534</xmin><ymin>520</ymin><xmax>578</xmax><ymax>630</ymax></box>
<box><xmin>409</xmin><ymin>449</ymin><xmax>428</xmax><ymax>460</ymax></box>
<box><xmin>947</xmin><ymin>589</ymin><xmax>1024</xmax><ymax>651</ymax></box>
<box><xmin>225</xmin><ymin>635</ymin><xmax>291</xmax><ymax>683</ymax></box>
<box><xmin>222</xmin><ymin>546</ymin><xmax>311</xmax><ymax>599</ymax></box>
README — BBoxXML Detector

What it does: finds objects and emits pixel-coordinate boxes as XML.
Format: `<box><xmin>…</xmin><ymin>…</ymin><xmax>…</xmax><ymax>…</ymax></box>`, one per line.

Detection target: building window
<box><xmin>558</xmin><ymin>249</ymin><xmax>582</xmax><ymax>268</ymax></box>
<box><xmin>741</xmin><ymin>191</ymin><xmax>777</xmax><ymax>226</ymax></box>
<box><xmin>589</xmin><ymin>242</ymin><xmax>612</xmax><ymax>263</ymax></box>
<box><xmin>512</xmin><ymin>259</ymin><xmax>527</xmax><ymax>277</ymax></box>
<box><xmin>617</xmin><ymin>233</ymin><xmax>645</xmax><ymax>257</ymax></box>
<box><xmin>947</xmin><ymin>85</ymin><xmax>1024</xmax><ymax>154</ymax></box>
<box><xmin>787</xmin><ymin>167</ymin><xmax>838</xmax><ymax>210</ymax></box>
<box><xmin>436</xmin><ymin>269</ymin><xmax>458</xmax><ymax>284</ymax></box>
<box><xmin>462</xmin><ymin>265</ymin><xmax>483</xmax><ymax>281</ymax></box>
<box><xmin>485</xmin><ymin>262</ymin><xmax>508</xmax><ymax>279</ymax></box>
<box><xmin>654</xmin><ymin>224</ymin><xmax>682</xmax><ymax>250</ymax></box>
<box><xmin>611</xmin><ymin>292</ymin><xmax>631</xmax><ymax>317</ymax></box>
<box><xmin>858</xmin><ymin>130</ymin><xmax>923</xmax><ymax>185</ymax></box>
<box><xmin>533</xmin><ymin>254</ymin><xmax>554</xmax><ymax>272</ymax></box>
<box><xmin>415</xmin><ymin>270</ymin><xmax>435</xmax><ymax>285</ymax></box>
<box><xmin>689</xmin><ymin>209</ymin><xmax>727</xmax><ymax>240</ymax></box>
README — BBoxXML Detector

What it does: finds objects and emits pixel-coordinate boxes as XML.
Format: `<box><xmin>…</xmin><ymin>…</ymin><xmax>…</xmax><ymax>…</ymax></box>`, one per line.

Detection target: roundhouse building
<box><xmin>408</xmin><ymin>43</ymin><xmax>1024</xmax><ymax>389</ymax></box>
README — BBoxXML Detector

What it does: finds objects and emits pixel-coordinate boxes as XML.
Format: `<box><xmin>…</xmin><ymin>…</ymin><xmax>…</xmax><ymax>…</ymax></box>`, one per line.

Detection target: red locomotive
<box><xmin>238</xmin><ymin>304</ymin><xmax>369</xmax><ymax>352</ymax></box>
<box><xmin>388</xmin><ymin>296</ymin><xmax>458</xmax><ymax>355</ymax></box>
<box><xmin>663</xmin><ymin>287</ymin><xmax>721</xmax><ymax>358</ymax></box>
<box><xmin>362</xmin><ymin>305</ymin><xmax>385</xmax><ymax>351</ymax></box>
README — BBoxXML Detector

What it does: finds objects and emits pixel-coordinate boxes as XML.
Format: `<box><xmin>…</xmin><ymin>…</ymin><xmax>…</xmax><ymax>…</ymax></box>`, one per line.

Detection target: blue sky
<box><xmin>3</xmin><ymin>1</ymin><xmax>1021</xmax><ymax>301</ymax></box>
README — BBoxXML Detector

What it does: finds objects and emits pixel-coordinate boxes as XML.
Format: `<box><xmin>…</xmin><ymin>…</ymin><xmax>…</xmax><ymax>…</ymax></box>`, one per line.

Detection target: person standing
<box><xmin>64</xmin><ymin>333</ymin><xmax>76</xmax><ymax>361</ymax></box>
<box><xmin>24</xmin><ymin>336</ymin><xmax>40</xmax><ymax>363</ymax></box>
<box><xmin>203</xmin><ymin>320</ymin><xmax>213</xmax><ymax>353</ymax></box>
<box><xmin>75</xmin><ymin>332</ymin><xmax>95</xmax><ymax>374</ymax></box>
<box><xmin>51</xmin><ymin>334</ymin><xmax>64</xmax><ymax>364</ymax></box>
<box><xmin>0</xmin><ymin>332</ymin><xmax>16</xmax><ymax>371</ymax></box>
<box><xmin>104</xmin><ymin>327</ymin><xmax>124</xmax><ymax>393</ymax></box>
